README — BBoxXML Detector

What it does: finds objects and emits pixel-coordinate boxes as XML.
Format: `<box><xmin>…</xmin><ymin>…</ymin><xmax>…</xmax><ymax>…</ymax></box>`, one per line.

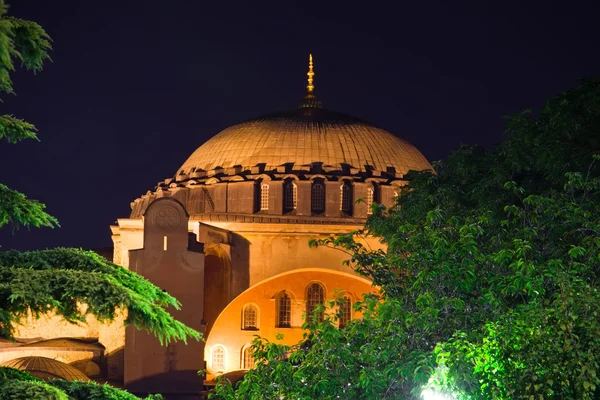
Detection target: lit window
<box><xmin>306</xmin><ymin>283</ymin><xmax>325</xmax><ymax>323</ymax></box>
<box><xmin>367</xmin><ymin>188</ymin><xmax>374</xmax><ymax>215</ymax></box>
<box><xmin>311</xmin><ymin>182</ymin><xmax>325</xmax><ymax>213</ymax></box>
<box><xmin>340</xmin><ymin>182</ymin><xmax>352</xmax><ymax>213</ymax></box>
<box><xmin>260</xmin><ymin>184</ymin><xmax>269</xmax><ymax>210</ymax></box>
<box><xmin>339</xmin><ymin>296</ymin><xmax>352</xmax><ymax>328</ymax></box>
<box><xmin>393</xmin><ymin>191</ymin><xmax>399</xmax><ymax>202</ymax></box>
<box><xmin>212</xmin><ymin>346</ymin><xmax>225</xmax><ymax>372</ymax></box>
<box><xmin>284</xmin><ymin>180</ymin><xmax>297</xmax><ymax>210</ymax></box>
<box><xmin>242</xmin><ymin>346</ymin><xmax>255</xmax><ymax>369</ymax></box>
<box><xmin>242</xmin><ymin>304</ymin><xmax>258</xmax><ymax>330</ymax></box>
<box><xmin>277</xmin><ymin>292</ymin><xmax>291</xmax><ymax>328</ymax></box>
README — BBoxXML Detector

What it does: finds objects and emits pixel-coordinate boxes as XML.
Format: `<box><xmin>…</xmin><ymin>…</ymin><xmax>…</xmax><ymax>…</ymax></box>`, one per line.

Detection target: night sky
<box><xmin>1</xmin><ymin>0</ymin><xmax>599</xmax><ymax>251</ymax></box>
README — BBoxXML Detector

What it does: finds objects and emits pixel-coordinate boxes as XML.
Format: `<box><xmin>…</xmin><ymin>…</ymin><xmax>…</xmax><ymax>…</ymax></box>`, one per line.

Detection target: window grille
<box><xmin>339</xmin><ymin>296</ymin><xmax>352</xmax><ymax>328</ymax></box>
<box><xmin>212</xmin><ymin>346</ymin><xmax>225</xmax><ymax>371</ymax></box>
<box><xmin>243</xmin><ymin>305</ymin><xmax>258</xmax><ymax>330</ymax></box>
<box><xmin>260</xmin><ymin>184</ymin><xmax>269</xmax><ymax>210</ymax></box>
<box><xmin>311</xmin><ymin>182</ymin><xmax>325</xmax><ymax>212</ymax></box>
<box><xmin>340</xmin><ymin>183</ymin><xmax>351</xmax><ymax>213</ymax></box>
<box><xmin>277</xmin><ymin>292</ymin><xmax>291</xmax><ymax>328</ymax></box>
<box><xmin>284</xmin><ymin>181</ymin><xmax>297</xmax><ymax>210</ymax></box>
<box><xmin>306</xmin><ymin>283</ymin><xmax>325</xmax><ymax>323</ymax></box>
<box><xmin>243</xmin><ymin>346</ymin><xmax>255</xmax><ymax>369</ymax></box>
<box><xmin>367</xmin><ymin>188</ymin><xmax>374</xmax><ymax>214</ymax></box>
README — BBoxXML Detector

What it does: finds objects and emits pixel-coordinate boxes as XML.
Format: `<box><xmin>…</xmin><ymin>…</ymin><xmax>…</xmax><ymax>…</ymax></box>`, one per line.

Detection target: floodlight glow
<box><xmin>421</xmin><ymin>389</ymin><xmax>454</xmax><ymax>400</ymax></box>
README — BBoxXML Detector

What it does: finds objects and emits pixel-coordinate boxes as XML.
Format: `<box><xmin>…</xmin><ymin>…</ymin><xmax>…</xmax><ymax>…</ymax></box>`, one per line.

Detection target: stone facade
<box><xmin>3</xmin><ymin>62</ymin><xmax>432</xmax><ymax>397</ymax></box>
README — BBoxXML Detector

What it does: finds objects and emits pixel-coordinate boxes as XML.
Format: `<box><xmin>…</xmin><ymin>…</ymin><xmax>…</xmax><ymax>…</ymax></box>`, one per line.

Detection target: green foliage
<box><xmin>0</xmin><ymin>367</ymin><xmax>163</xmax><ymax>400</ymax></box>
<box><xmin>0</xmin><ymin>379</ymin><xmax>68</xmax><ymax>400</ymax></box>
<box><xmin>0</xmin><ymin>183</ymin><xmax>58</xmax><ymax>230</ymax></box>
<box><xmin>0</xmin><ymin>365</ymin><xmax>41</xmax><ymax>382</ymax></box>
<box><xmin>215</xmin><ymin>78</ymin><xmax>600</xmax><ymax>399</ymax></box>
<box><xmin>48</xmin><ymin>379</ymin><xmax>163</xmax><ymax>400</ymax></box>
<box><xmin>0</xmin><ymin>248</ymin><xmax>201</xmax><ymax>344</ymax></box>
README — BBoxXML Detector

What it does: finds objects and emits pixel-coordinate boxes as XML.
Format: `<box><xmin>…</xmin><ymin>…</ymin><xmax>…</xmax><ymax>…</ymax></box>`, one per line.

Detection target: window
<box><xmin>242</xmin><ymin>304</ymin><xmax>258</xmax><ymax>330</ymax></box>
<box><xmin>242</xmin><ymin>346</ymin><xmax>255</xmax><ymax>369</ymax></box>
<box><xmin>260</xmin><ymin>184</ymin><xmax>269</xmax><ymax>210</ymax></box>
<box><xmin>340</xmin><ymin>182</ymin><xmax>352</xmax><ymax>214</ymax></box>
<box><xmin>367</xmin><ymin>187</ymin><xmax>374</xmax><ymax>215</ymax></box>
<box><xmin>339</xmin><ymin>296</ymin><xmax>352</xmax><ymax>328</ymax></box>
<box><xmin>306</xmin><ymin>283</ymin><xmax>325</xmax><ymax>323</ymax></box>
<box><xmin>284</xmin><ymin>180</ymin><xmax>297</xmax><ymax>211</ymax></box>
<box><xmin>212</xmin><ymin>346</ymin><xmax>225</xmax><ymax>372</ymax></box>
<box><xmin>311</xmin><ymin>181</ymin><xmax>325</xmax><ymax>213</ymax></box>
<box><xmin>277</xmin><ymin>292</ymin><xmax>291</xmax><ymax>328</ymax></box>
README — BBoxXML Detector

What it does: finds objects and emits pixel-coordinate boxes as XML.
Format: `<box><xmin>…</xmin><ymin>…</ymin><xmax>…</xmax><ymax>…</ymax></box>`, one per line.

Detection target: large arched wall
<box><xmin>204</xmin><ymin>268</ymin><xmax>376</xmax><ymax>376</ymax></box>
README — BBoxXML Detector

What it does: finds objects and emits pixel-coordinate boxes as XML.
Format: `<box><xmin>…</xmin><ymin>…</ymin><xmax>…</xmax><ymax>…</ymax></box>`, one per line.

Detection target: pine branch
<box><xmin>0</xmin><ymin>183</ymin><xmax>57</xmax><ymax>230</ymax></box>
<box><xmin>0</xmin><ymin>114</ymin><xmax>38</xmax><ymax>143</ymax></box>
<box><xmin>0</xmin><ymin>248</ymin><xmax>201</xmax><ymax>345</ymax></box>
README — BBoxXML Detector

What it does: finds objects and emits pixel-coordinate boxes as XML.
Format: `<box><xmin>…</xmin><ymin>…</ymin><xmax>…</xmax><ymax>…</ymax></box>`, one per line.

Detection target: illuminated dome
<box><xmin>178</xmin><ymin>107</ymin><xmax>431</xmax><ymax>175</ymax></box>
<box><xmin>178</xmin><ymin>54</ymin><xmax>430</xmax><ymax>176</ymax></box>
<box><xmin>1</xmin><ymin>356</ymin><xmax>90</xmax><ymax>381</ymax></box>
<box><xmin>129</xmin><ymin>55</ymin><xmax>432</xmax><ymax>221</ymax></box>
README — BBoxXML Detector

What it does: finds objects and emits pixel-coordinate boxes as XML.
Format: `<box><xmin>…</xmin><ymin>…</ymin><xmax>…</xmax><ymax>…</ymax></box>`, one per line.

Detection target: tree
<box><xmin>212</xmin><ymin>78</ymin><xmax>600</xmax><ymax>399</ymax></box>
<box><xmin>0</xmin><ymin>1</ymin><xmax>199</xmax><ymax>398</ymax></box>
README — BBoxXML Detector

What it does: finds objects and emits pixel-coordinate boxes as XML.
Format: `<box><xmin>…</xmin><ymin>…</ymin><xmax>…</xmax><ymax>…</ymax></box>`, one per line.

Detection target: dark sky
<box><xmin>1</xmin><ymin>0</ymin><xmax>599</xmax><ymax>251</ymax></box>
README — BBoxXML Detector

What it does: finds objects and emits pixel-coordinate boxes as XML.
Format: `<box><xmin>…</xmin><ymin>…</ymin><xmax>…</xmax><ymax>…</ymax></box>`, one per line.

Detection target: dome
<box><xmin>178</xmin><ymin>107</ymin><xmax>432</xmax><ymax>176</ymax></box>
<box><xmin>1</xmin><ymin>356</ymin><xmax>90</xmax><ymax>381</ymax></box>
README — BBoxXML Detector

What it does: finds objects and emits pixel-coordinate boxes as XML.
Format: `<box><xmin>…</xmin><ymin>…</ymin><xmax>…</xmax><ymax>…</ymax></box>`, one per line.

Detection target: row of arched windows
<box><xmin>210</xmin><ymin>344</ymin><xmax>255</xmax><ymax>372</ymax></box>
<box><xmin>259</xmin><ymin>179</ymin><xmax>377</xmax><ymax>215</ymax></box>
<box><xmin>241</xmin><ymin>283</ymin><xmax>353</xmax><ymax>329</ymax></box>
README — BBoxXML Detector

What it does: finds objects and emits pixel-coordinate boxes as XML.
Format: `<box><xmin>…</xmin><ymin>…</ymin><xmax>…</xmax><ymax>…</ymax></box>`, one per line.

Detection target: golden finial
<box><xmin>306</xmin><ymin>53</ymin><xmax>315</xmax><ymax>96</ymax></box>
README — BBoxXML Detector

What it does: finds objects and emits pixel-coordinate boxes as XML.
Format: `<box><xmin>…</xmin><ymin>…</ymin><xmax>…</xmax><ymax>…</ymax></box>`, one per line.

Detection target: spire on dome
<box><xmin>307</xmin><ymin>53</ymin><xmax>315</xmax><ymax>95</ymax></box>
<box><xmin>299</xmin><ymin>53</ymin><xmax>322</xmax><ymax>109</ymax></box>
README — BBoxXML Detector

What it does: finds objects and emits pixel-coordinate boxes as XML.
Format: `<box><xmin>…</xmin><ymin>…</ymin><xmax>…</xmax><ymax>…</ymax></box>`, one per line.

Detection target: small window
<box><xmin>212</xmin><ymin>346</ymin><xmax>225</xmax><ymax>372</ymax></box>
<box><xmin>277</xmin><ymin>292</ymin><xmax>292</xmax><ymax>328</ymax></box>
<box><xmin>284</xmin><ymin>180</ymin><xmax>297</xmax><ymax>211</ymax></box>
<box><xmin>306</xmin><ymin>283</ymin><xmax>325</xmax><ymax>323</ymax></box>
<box><xmin>242</xmin><ymin>346</ymin><xmax>255</xmax><ymax>369</ymax></box>
<box><xmin>367</xmin><ymin>187</ymin><xmax>374</xmax><ymax>215</ymax></box>
<box><xmin>339</xmin><ymin>296</ymin><xmax>352</xmax><ymax>328</ymax></box>
<box><xmin>340</xmin><ymin>182</ymin><xmax>352</xmax><ymax>214</ymax></box>
<box><xmin>311</xmin><ymin>181</ymin><xmax>325</xmax><ymax>213</ymax></box>
<box><xmin>260</xmin><ymin>184</ymin><xmax>269</xmax><ymax>211</ymax></box>
<box><xmin>242</xmin><ymin>304</ymin><xmax>258</xmax><ymax>330</ymax></box>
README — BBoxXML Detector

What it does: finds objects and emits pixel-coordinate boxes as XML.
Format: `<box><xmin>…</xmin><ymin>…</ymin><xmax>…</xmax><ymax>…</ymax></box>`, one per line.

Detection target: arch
<box><xmin>205</xmin><ymin>177</ymin><xmax>221</xmax><ymax>185</ymax></box>
<box><xmin>241</xmin><ymin>344</ymin><xmax>255</xmax><ymax>369</ymax></box>
<box><xmin>242</xmin><ymin>303</ymin><xmax>259</xmax><ymax>330</ymax></box>
<box><xmin>366</xmin><ymin>184</ymin><xmax>376</xmax><ymax>215</ymax></box>
<box><xmin>308</xmin><ymin>174</ymin><xmax>327</xmax><ymax>181</ymax></box>
<box><xmin>211</xmin><ymin>345</ymin><xmax>226</xmax><ymax>372</ymax></box>
<box><xmin>306</xmin><ymin>282</ymin><xmax>325</xmax><ymax>323</ymax></box>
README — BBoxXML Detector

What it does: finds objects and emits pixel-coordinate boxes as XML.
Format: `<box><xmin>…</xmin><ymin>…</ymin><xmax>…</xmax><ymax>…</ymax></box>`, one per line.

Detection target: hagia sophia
<box><xmin>0</xmin><ymin>55</ymin><xmax>432</xmax><ymax>397</ymax></box>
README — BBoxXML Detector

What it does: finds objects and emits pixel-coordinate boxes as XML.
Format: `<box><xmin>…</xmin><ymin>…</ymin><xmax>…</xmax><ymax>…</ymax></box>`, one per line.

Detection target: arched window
<box><xmin>311</xmin><ymin>181</ymin><xmax>325</xmax><ymax>213</ymax></box>
<box><xmin>242</xmin><ymin>345</ymin><xmax>255</xmax><ymax>369</ymax></box>
<box><xmin>366</xmin><ymin>187</ymin><xmax>375</xmax><ymax>215</ymax></box>
<box><xmin>284</xmin><ymin>180</ymin><xmax>297</xmax><ymax>211</ymax></box>
<box><xmin>277</xmin><ymin>292</ymin><xmax>291</xmax><ymax>328</ymax></box>
<box><xmin>306</xmin><ymin>283</ymin><xmax>325</xmax><ymax>323</ymax></box>
<box><xmin>340</xmin><ymin>182</ymin><xmax>352</xmax><ymax>214</ymax></box>
<box><xmin>212</xmin><ymin>346</ymin><xmax>225</xmax><ymax>372</ymax></box>
<box><xmin>339</xmin><ymin>296</ymin><xmax>352</xmax><ymax>328</ymax></box>
<box><xmin>242</xmin><ymin>304</ymin><xmax>258</xmax><ymax>330</ymax></box>
<box><xmin>260</xmin><ymin>184</ymin><xmax>269</xmax><ymax>210</ymax></box>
